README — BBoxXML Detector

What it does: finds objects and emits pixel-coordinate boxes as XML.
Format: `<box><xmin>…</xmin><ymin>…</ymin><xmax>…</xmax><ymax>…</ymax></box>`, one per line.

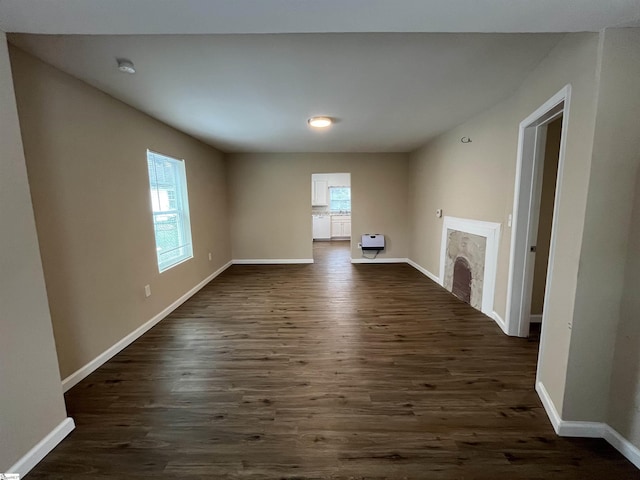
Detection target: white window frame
<box><xmin>146</xmin><ymin>149</ymin><xmax>193</xmax><ymax>272</ymax></box>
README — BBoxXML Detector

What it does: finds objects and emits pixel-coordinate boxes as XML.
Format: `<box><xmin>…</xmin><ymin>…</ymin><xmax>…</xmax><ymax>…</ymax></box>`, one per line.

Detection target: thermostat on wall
<box><xmin>361</xmin><ymin>234</ymin><xmax>385</xmax><ymax>251</ymax></box>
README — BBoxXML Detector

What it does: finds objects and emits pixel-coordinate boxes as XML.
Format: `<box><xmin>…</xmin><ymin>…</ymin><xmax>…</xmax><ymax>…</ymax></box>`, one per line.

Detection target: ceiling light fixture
<box><xmin>308</xmin><ymin>116</ymin><xmax>332</xmax><ymax>128</ymax></box>
<box><xmin>117</xmin><ymin>59</ymin><xmax>136</xmax><ymax>74</ymax></box>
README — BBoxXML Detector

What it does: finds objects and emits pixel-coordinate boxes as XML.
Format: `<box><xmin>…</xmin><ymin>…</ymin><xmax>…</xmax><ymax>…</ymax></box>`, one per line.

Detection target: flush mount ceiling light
<box><xmin>117</xmin><ymin>59</ymin><xmax>136</xmax><ymax>74</ymax></box>
<box><xmin>308</xmin><ymin>116</ymin><xmax>332</xmax><ymax>128</ymax></box>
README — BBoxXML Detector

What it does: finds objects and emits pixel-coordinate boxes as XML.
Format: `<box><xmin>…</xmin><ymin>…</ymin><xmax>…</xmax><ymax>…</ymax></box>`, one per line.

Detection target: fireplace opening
<box><xmin>452</xmin><ymin>256</ymin><xmax>472</xmax><ymax>304</ymax></box>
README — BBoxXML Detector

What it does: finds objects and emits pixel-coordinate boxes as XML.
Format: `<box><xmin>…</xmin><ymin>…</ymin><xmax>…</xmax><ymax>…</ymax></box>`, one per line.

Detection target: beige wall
<box><xmin>10</xmin><ymin>46</ymin><xmax>231</xmax><ymax>380</ymax></box>
<box><xmin>564</xmin><ymin>28</ymin><xmax>640</xmax><ymax>424</ymax></box>
<box><xmin>510</xmin><ymin>34</ymin><xmax>602</xmax><ymax>418</ymax></box>
<box><xmin>408</xmin><ymin>97</ymin><xmax>517</xmax><ymax>291</ymax></box>
<box><xmin>609</xmin><ymin>166</ymin><xmax>640</xmax><ymax>447</ymax></box>
<box><xmin>408</xmin><ymin>33</ymin><xmax>602</xmax><ymax>414</ymax></box>
<box><xmin>531</xmin><ymin>117</ymin><xmax>562</xmax><ymax>315</ymax></box>
<box><xmin>0</xmin><ymin>34</ymin><xmax>69</xmax><ymax>469</ymax></box>
<box><xmin>226</xmin><ymin>153</ymin><xmax>409</xmax><ymax>260</ymax></box>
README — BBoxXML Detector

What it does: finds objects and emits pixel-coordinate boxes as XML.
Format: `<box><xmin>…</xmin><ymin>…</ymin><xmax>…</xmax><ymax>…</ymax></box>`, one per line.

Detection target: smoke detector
<box><xmin>117</xmin><ymin>59</ymin><xmax>136</xmax><ymax>74</ymax></box>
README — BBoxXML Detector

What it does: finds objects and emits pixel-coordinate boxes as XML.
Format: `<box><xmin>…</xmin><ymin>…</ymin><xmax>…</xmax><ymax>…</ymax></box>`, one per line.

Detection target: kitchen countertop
<box><xmin>312</xmin><ymin>212</ymin><xmax>351</xmax><ymax>217</ymax></box>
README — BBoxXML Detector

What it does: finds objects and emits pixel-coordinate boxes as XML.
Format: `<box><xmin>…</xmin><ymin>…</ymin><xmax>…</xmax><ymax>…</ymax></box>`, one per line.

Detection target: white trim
<box><xmin>8</xmin><ymin>417</ymin><xmax>75</xmax><ymax>477</ymax></box>
<box><xmin>491</xmin><ymin>311</ymin><xmax>509</xmax><ymax>335</ymax></box>
<box><xmin>232</xmin><ymin>259</ymin><xmax>314</xmax><ymax>264</ymax></box>
<box><xmin>557</xmin><ymin>421</ymin><xmax>604</xmax><ymax>438</ymax></box>
<box><xmin>536</xmin><ymin>381</ymin><xmax>562</xmax><ymax>434</ymax></box>
<box><xmin>530</xmin><ymin>314</ymin><xmax>543</xmax><ymax>323</ymax></box>
<box><xmin>536</xmin><ymin>382</ymin><xmax>640</xmax><ymax>469</ymax></box>
<box><xmin>351</xmin><ymin>257</ymin><xmax>407</xmax><ymax>264</ymax></box>
<box><xmin>603</xmin><ymin>425</ymin><xmax>640</xmax><ymax>469</ymax></box>
<box><xmin>439</xmin><ymin>216</ymin><xmax>501</xmax><ymax>316</ymax></box>
<box><xmin>506</xmin><ymin>84</ymin><xmax>571</xmax><ymax>338</ymax></box>
<box><xmin>62</xmin><ymin>261</ymin><xmax>232</xmax><ymax>392</ymax></box>
<box><xmin>406</xmin><ymin>258</ymin><xmax>441</xmax><ymax>284</ymax></box>
<box><xmin>536</xmin><ymin>382</ymin><xmax>602</xmax><ymax>438</ymax></box>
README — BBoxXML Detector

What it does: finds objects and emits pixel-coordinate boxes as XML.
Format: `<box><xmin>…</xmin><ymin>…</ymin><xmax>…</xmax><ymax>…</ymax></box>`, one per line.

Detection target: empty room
<box><xmin>2</xmin><ymin>1</ymin><xmax>640</xmax><ymax>478</ymax></box>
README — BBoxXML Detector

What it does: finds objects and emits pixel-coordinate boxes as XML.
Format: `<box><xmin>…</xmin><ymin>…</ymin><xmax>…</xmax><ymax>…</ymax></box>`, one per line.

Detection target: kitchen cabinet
<box><xmin>312</xmin><ymin>180</ymin><xmax>328</xmax><ymax>206</ymax></box>
<box><xmin>343</xmin><ymin>220</ymin><xmax>351</xmax><ymax>237</ymax></box>
<box><xmin>331</xmin><ymin>215</ymin><xmax>351</xmax><ymax>238</ymax></box>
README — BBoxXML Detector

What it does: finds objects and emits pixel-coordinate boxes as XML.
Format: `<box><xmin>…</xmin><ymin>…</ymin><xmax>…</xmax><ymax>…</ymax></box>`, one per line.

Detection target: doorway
<box><xmin>311</xmin><ymin>173</ymin><xmax>351</xmax><ymax>261</ymax></box>
<box><xmin>529</xmin><ymin>117</ymin><xmax>562</xmax><ymax>334</ymax></box>
<box><xmin>505</xmin><ymin>85</ymin><xmax>570</xmax><ymax>339</ymax></box>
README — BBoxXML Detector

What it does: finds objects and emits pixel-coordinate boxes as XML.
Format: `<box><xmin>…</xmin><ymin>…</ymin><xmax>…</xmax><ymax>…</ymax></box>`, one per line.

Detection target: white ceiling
<box><xmin>10</xmin><ymin>33</ymin><xmax>563</xmax><ymax>152</ymax></box>
<box><xmin>1</xmin><ymin>0</ymin><xmax>639</xmax><ymax>35</ymax></box>
<box><xmin>3</xmin><ymin>1</ymin><xmax>639</xmax><ymax>153</ymax></box>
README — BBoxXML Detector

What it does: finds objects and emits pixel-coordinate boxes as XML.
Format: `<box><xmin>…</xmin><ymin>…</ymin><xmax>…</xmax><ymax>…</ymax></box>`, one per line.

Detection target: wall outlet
<box><xmin>436</xmin><ymin>208</ymin><xmax>442</xmax><ymax>218</ymax></box>
<box><xmin>144</xmin><ymin>284</ymin><xmax>151</xmax><ymax>298</ymax></box>
<box><xmin>208</xmin><ymin>252</ymin><xmax>212</xmax><ymax>261</ymax></box>
<box><xmin>357</xmin><ymin>242</ymin><xmax>362</xmax><ymax>248</ymax></box>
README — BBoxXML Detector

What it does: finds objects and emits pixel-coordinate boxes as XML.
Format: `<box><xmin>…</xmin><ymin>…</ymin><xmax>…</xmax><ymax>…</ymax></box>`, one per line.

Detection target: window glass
<box><xmin>330</xmin><ymin>187</ymin><xmax>351</xmax><ymax>212</ymax></box>
<box><xmin>147</xmin><ymin>150</ymin><xmax>193</xmax><ymax>272</ymax></box>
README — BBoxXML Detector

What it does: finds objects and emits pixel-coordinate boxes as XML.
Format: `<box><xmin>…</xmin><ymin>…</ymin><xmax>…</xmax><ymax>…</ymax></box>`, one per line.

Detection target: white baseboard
<box><xmin>530</xmin><ymin>314</ymin><xmax>543</xmax><ymax>323</ymax></box>
<box><xmin>557</xmin><ymin>420</ymin><xmax>604</xmax><ymax>438</ymax></box>
<box><xmin>351</xmin><ymin>257</ymin><xmax>407</xmax><ymax>264</ymax></box>
<box><xmin>536</xmin><ymin>381</ymin><xmax>562</xmax><ymax>434</ymax></box>
<box><xmin>604</xmin><ymin>425</ymin><xmax>640</xmax><ymax>469</ymax></box>
<box><xmin>232</xmin><ymin>259</ymin><xmax>314</xmax><ymax>264</ymax></box>
<box><xmin>61</xmin><ymin>261</ymin><xmax>232</xmax><ymax>392</ymax></box>
<box><xmin>406</xmin><ymin>258</ymin><xmax>441</xmax><ymax>284</ymax></box>
<box><xmin>491</xmin><ymin>311</ymin><xmax>509</xmax><ymax>335</ymax></box>
<box><xmin>536</xmin><ymin>381</ymin><xmax>639</xmax><ymax>469</ymax></box>
<box><xmin>536</xmin><ymin>381</ymin><xmax>603</xmax><ymax>437</ymax></box>
<box><xmin>8</xmin><ymin>417</ymin><xmax>75</xmax><ymax>477</ymax></box>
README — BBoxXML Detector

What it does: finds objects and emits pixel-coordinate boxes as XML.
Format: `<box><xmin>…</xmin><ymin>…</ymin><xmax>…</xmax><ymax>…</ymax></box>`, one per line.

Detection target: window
<box><xmin>146</xmin><ymin>150</ymin><xmax>193</xmax><ymax>272</ymax></box>
<box><xmin>329</xmin><ymin>186</ymin><xmax>351</xmax><ymax>212</ymax></box>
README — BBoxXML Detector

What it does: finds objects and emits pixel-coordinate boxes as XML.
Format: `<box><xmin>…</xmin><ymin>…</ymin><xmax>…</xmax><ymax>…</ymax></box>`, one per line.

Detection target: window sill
<box><xmin>159</xmin><ymin>254</ymin><xmax>193</xmax><ymax>273</ymax></box>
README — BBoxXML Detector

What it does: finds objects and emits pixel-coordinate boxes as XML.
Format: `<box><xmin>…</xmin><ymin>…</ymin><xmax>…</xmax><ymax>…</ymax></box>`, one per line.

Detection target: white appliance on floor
<box><xmin>312</xmin><ymin>215</ymin><xmax>331</xmax><ymax>240</ymax></box>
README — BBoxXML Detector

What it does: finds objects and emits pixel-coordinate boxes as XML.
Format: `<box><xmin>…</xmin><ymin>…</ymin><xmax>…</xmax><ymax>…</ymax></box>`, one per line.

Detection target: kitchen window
<box><xmin>329</xmin><ymin>186</ymin><xmax>351</xmax><ymax>213</ymax></box>
<box><xmin>146</xmin><ymin>150</ymin><xmax>193</xmax><ymax>272</ymax></box>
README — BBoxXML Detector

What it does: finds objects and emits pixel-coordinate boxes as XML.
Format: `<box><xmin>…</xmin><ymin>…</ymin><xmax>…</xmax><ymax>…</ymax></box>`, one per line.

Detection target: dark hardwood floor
<box><xmin>27</xmin><ymin>241</ymin><xmax>638</xmax><ymax>479</ymax></box>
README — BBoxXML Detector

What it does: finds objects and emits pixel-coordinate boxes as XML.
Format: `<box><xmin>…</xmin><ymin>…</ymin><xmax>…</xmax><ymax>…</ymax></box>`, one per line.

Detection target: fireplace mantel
<box><xmin>439</xmin><ymin>216</ymin><xmax>501</xmax><ymax>315</ymax></box>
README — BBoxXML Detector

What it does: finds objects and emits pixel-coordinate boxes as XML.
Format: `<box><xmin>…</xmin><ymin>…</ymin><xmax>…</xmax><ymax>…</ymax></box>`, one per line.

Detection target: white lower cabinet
<box><xmin>331</xmin><ymin>216</ymin><xmax>351</xmax><ymax>238</ymax></box>
<box><xmin>343</xmin><ymin>220</ymin><xmax>351</xmax><ymax>237</ymax></box>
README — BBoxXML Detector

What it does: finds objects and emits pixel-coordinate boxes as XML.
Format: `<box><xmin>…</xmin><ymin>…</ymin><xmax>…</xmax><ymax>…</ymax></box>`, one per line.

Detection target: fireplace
<box><xmin>452</xmin><ymin>257</ymin><xmax>472</xmax><ymax>303</ymax></box>
<box><xmin>439</xmin><ymin>217</ymin><xmax>501</xmax><ymax>315</ymax></box>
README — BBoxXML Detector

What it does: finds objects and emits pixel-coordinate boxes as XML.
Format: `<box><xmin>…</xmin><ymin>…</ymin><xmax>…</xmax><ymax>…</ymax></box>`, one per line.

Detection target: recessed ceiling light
<box><xmin>308</xmin><ymin>116</ymin><xmax>332</xmax><ymax>128</ymax></box>
<box><xmin>117</xmin><ymin>59</ymin><xmax>136</xmax><ymax>74</ymax></box>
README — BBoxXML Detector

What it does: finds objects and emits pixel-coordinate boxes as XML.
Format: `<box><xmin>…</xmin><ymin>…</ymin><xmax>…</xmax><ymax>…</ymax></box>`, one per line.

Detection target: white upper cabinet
<box><xmin>312</xmin><ymin>179</ymin><xmax>328</xmax><ymax>206</ymax></box>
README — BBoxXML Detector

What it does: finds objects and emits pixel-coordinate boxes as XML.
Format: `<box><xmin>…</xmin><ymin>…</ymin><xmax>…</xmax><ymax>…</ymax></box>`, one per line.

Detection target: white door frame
<box><xmin>505</xmin><ymin>85</ymin><xmax>571</xmax><ymax>337</ymax></box>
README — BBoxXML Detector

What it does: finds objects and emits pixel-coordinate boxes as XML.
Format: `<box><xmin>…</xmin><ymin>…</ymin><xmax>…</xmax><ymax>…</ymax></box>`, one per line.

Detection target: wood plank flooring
<box><xmin>27</xmin><ymin>241</ymin><xmax>638</xmax><ymax>479</ymax></box>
